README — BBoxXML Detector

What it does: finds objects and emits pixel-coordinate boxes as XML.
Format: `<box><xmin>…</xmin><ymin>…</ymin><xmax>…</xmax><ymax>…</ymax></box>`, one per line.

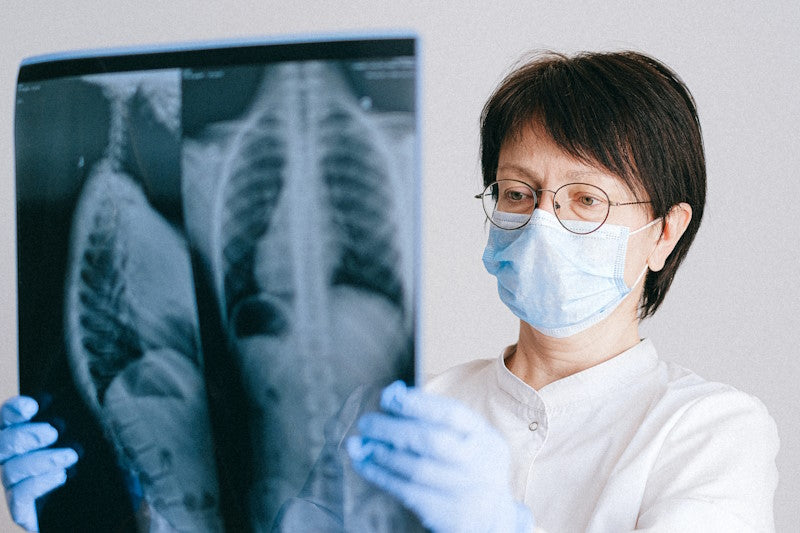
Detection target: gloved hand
<box><xmin>346</xmin><ymin>381</ymin><xmax>535</xmax><ymax>533</ymax></box>
<box><xmin>0</xmin><ymin>396</ymin><xmax>78</xmax><ymax>532</ymax></box>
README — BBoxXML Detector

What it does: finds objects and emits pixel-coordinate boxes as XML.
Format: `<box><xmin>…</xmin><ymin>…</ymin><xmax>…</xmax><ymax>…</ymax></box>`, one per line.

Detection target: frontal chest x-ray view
<box><xmin>14</xmin><ymin>37</ymin><xmax>420</xmax><ymax>532</ymax></box>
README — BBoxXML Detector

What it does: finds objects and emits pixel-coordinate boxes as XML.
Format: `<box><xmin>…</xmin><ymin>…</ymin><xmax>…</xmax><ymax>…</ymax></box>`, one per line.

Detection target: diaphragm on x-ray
<box><xmin>14</xmin><ymin>39</ymin><xmax>419</xmax><ymax>532</ymax></box>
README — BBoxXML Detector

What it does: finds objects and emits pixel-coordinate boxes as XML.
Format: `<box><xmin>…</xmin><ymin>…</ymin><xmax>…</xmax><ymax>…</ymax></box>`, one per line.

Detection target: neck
<box><xmin>505</xmin><ymin>309</ymin><xmax>642</xmax><ymax>390</ymax></box>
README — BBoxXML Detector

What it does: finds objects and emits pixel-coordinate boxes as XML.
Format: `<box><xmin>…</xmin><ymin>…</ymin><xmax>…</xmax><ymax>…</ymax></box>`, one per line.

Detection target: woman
<box><xmin>1</xmin><ymin>50</ymin><xmax>779</xmax><ymax>532</ymax></box>
<box><xmin>344</xmin><ymin>51</ymin><xmax>779</xmax><ymax>532</ymax></box>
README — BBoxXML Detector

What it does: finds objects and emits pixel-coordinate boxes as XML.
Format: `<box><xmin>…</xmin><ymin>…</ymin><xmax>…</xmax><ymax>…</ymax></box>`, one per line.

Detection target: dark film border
<box><xmin>18</xmin><ymin>37</ymin><xmax>416</xmax><ymax>83</ymax></box>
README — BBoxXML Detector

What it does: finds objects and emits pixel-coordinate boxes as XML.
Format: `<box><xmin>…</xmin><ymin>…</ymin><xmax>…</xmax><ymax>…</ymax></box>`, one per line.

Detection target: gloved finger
<box><xmin>0</xmin><ymin>397</ymin><xmax>39</xmax><ymax>429</ymax></box>
<box><xmin>380</xmin><ymin>381</ymin><xmax>487</xmax><ymax>435</ymax></box>
<box><xmin>346</xmin><ymin>436</ymin><xmax>461</xmax><ymax>490</ymax></box>
<box><xmin>2</xmin><ymin>447</ymin><xmax>78</xmax><ymax>489</ymax></box>
<box><xmin>6</xmin><ymin>469</ymin><xmax>67</xmax><ymax>532</ymax></box>
<box><xmin>349</xmin><ymin>448</ymin><xmax>446</xmax><ymax>518</ymax></box>
<box><xmin>0</xmin><ymin>423</ymin><xmax>59</xmax><ymax>463</ymax></box>
<box><xmin>357</xmin><ymin>412</ymin><xmax>464</xmax><ymax>461</ymax></box>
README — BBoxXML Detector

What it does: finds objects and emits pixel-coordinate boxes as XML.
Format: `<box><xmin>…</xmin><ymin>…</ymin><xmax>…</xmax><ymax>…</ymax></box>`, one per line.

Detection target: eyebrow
<box><xmin>496</xmin><ymin>163</ymin><xmax>615</xmax><ymax>187</ymax></box>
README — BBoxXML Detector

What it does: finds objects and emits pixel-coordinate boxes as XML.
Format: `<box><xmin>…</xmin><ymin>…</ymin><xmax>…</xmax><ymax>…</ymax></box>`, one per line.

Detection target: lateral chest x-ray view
<box><xmin>14</xmin><ymin>37</ymin><xmax>421</xmax><ymax>532</ymax></box>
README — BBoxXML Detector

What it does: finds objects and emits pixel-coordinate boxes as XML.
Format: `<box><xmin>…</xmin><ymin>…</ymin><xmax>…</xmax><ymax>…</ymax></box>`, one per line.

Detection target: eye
<box><xmin>569</xmin><ymin>189</ymin><xmax>607</xmax><ymax>209</ymax></box>
<box><xmin>493</xmin><ymin>181</ymin><xmax>535</xmax><ymax>213</ymax></box>
<box><xmin>578</xmin><ymin>194</ymin><xmax>600</xmax><ymax>207</ymax></box>
<box><xmin>505</xmin><ymin>189</ymin><xmax>529</xmax><ymax>202</ymax></box>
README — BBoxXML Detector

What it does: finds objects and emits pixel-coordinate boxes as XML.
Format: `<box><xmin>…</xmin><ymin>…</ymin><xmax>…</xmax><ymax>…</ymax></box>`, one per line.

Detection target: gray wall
<box><xmin>1</xmin><ymin>2</ymin><xmax>797</xmax><ymax>531</ymax></box>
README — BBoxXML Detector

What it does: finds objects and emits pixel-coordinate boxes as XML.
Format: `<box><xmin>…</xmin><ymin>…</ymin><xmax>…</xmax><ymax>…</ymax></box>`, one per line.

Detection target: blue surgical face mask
<box><xmin>482</xmin><ymin>210</ymin><xmax>659</xmax><ymax>338</ymax></box>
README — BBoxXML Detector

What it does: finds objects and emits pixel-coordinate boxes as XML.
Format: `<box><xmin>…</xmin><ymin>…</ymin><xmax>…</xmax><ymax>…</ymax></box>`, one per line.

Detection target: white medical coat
<box><xmin>426</xmin><ymin>339</ymin><xmax>779</xmax><ymax>533</ymax></box>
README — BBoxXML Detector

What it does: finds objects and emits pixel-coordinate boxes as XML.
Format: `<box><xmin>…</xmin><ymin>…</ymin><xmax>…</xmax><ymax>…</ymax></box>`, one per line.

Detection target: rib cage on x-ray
<box><xmin>187</xmin><ymin>61</ymin><xmax>413</xmax><ymax>530</ymax></box>
<box><xmin>64</xmin><ymin>170</ymin><xmax>224</xmax><ymax>532</ymax></box>
<box><xmin>214</xmin><ymin>62</ymin><xmax>405</xmax><ymax>334</ymax></box>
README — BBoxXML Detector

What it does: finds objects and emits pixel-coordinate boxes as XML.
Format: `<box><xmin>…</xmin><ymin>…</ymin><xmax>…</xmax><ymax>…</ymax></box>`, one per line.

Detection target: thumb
<box><xmin>0</xmin><ymin>397</ymin><xmax>39</xmax><ymax>429</ymax></box>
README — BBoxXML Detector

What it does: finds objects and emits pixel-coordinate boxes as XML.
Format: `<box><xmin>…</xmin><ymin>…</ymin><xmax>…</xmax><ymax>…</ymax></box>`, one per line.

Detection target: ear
<box><xmin>648</xmin><ymin>202</ymin><xmax>692</xmax><ymax>272</ymax></box>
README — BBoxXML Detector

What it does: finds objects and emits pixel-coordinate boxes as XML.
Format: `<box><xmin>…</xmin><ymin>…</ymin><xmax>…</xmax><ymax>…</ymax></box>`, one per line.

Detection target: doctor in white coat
<box><xmin>345</xmin><ymin>50</ymin><xmax>779</xmax><ymax>532</ymax></box>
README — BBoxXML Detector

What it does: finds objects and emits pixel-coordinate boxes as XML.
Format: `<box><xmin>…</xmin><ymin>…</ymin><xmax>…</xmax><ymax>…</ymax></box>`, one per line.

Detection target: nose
<box><xmin>534</xmin><ymin>189</ymin><xmax>559</xmax><ymax>216</ymax></box>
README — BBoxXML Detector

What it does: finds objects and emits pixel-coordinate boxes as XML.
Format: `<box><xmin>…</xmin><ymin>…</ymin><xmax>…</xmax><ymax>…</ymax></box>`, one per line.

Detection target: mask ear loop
<box><xmin>629</xmin><ymin>217</ymin><xmax>661</xmax><ymax>236</ymax></box>
<box><xmin>628</xmin><ymin>217</ymin><xmax>665</xmax><ymax>290</ymax></box>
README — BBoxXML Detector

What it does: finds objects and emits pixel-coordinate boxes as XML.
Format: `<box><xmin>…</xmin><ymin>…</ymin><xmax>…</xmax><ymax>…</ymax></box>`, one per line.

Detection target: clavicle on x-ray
<box><xmin>16</xmin><ymin>39</ymin><xmax>418</xmax><ymax>532</ymax></box>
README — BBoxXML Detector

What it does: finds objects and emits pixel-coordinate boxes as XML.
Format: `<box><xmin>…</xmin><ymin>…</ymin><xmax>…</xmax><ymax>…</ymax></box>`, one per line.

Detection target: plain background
<box><xmin>1</xmin><ymin>2</ymin><xmax>797</xmax><ymax>531</ymax></box>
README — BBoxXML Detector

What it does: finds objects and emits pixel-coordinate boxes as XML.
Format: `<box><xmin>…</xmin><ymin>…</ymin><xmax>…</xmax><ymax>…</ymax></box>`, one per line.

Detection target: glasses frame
<box><xmin>475</xmin><ymin>179</ymin><xmax>652</xmax><ymax>234</ymax></box>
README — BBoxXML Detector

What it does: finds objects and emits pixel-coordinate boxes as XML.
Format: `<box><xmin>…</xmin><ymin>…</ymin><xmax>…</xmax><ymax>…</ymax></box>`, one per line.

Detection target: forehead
<box><xmin>497</xmin><ymin>123</ymin><xmax>636</xmax><ymax>199</ymax></box>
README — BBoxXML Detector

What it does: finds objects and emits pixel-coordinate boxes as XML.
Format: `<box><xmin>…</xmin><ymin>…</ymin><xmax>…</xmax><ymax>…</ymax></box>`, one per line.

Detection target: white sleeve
<box><xmin>635</xmin><ymin>390</ymin><xmax>779</xmax><ymax>532</ymax></box>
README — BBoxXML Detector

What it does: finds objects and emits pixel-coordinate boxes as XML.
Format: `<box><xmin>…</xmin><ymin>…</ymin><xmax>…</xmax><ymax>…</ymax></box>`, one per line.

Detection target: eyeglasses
<box><xmin>476</xmin><ymin>180</ymin><xmax>651</xmax><ymax>234</ymax></box>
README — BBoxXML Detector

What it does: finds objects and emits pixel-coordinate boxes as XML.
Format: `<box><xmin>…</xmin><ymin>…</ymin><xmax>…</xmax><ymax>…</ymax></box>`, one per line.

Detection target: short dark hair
<box><xmin>480</xmin><ymin>50</ymin><xmax>706</xmax><ymax>318</ymax></box>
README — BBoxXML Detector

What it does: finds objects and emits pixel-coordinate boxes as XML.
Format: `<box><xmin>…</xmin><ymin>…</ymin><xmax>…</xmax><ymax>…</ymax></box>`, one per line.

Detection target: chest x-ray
<box><xmin>14</xmin><ymin>37</ymin><xmax>420</xmax><ymax>532</ymax></box>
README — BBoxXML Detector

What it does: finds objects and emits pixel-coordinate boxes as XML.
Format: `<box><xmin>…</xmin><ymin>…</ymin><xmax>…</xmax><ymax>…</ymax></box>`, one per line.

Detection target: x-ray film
<box><xmin>14</xmin><ymin>36</ymin><xmax>420</xmax><ymax>532</ymax></box>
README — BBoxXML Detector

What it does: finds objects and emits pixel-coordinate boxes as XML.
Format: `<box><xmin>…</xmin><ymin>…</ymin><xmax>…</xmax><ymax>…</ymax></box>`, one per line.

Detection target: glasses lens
<box><xmin>553</xmin><ymin>183</ymin><xmax>610</xmax><ymax>234</ymax></box>
<box><xmin>482</xmin><ymin>180</ymin><xmax>534</xmax><ymax>229</ymax></box>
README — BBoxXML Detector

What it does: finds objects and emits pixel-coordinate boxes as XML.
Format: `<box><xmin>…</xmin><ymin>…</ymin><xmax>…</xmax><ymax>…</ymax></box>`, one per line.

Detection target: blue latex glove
<box><xmin>346</xmin><ymin>381</ymin><xmax>535</xmax><ymax>533</ymax></box>
<box><xmin>0</xmin><ymin>396</ymin><xmax>78</xmax><ymax>532</ymax></box>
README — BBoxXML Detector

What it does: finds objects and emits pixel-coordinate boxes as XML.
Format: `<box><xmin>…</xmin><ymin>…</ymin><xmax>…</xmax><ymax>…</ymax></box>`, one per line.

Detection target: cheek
<box><xmin>623</xmin><ymin>237</ymin><xmax>654</xmax><ymax>288</ymax></box>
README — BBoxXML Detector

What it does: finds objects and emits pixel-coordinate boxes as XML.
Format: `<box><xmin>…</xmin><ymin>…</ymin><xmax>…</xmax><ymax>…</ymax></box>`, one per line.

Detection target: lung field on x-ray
<box><xmin>322</xmin><ymin>104</ymin><xmax>404</xmax><ymax>307</ymax></box>
<box><xmin>182</xmin><ymin>60</ymin><xmax>415</xmax><ymax>530</ymax></box>
<box><xmin>220</xmin><ymin>108</ymin><xmax>286</xmax><ymax>338</ymax></box>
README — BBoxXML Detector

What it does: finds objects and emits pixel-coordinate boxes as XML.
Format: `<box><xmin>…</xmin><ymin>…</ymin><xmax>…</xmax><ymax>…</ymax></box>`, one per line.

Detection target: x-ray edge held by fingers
<box><xmin>14</xmin><ymin>35</ymin><xmax>420</xmax><ymax>532</ymax></box>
